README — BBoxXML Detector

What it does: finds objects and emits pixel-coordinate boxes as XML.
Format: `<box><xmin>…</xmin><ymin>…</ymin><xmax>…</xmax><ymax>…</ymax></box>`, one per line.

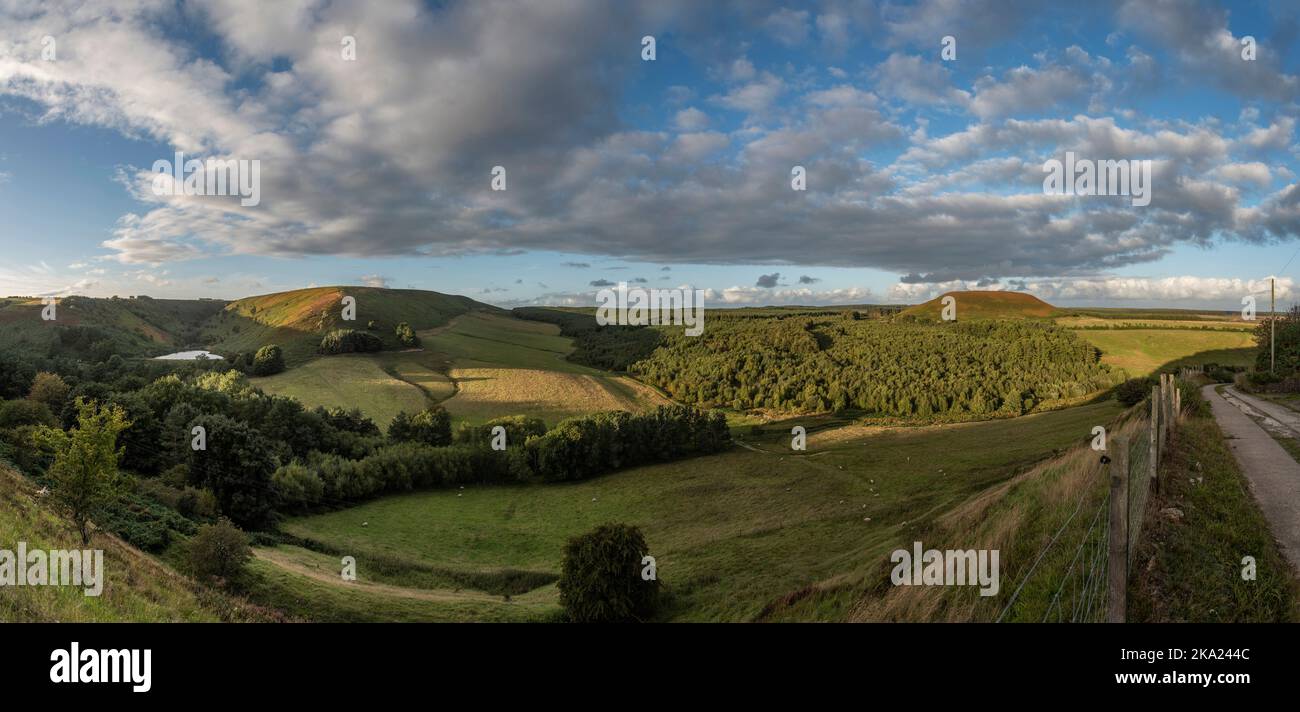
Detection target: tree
<box><xmin>0</xmin><ymin>352</ymin><xmax>36</xmax><ymax>399</ymax></box>
<box><xmin>388</xmin><ymin>406</ymin><xmax>451</xmax><ymax>446</ymax></box>
<box><xmin>187</xmin><ymin>414</ymin><xmax>278</xmax><ymax>529</ymax></box>
<box><xmin>1114</xmin><ymin>378</ymin><xmax>1150</xmax><ymax>407</ymax></box>
<box><xmin>187</xmin><ymin>518</ymin><xmax>251</xmax><ymax>586</ymax></box>
<box><xmin>558</xmin><ymin>523</ymin><xmax>659</xmax><ymax>622</ymax></box>
<box><xmin>27</xmin><ymin>372</ymin><xmax>71</xmax><ymax>412</ymax></box>
<box><xmin>395</xmin><ymin>321</ymin><xmax>419</xmax><ymax>347</ymax></box>
<box><xmin>1254</xmin><ymin>305</ymin><xmax>1300</xmax><ymax>374</ymax></box>
<box><xmin>31</xmin><ymin>398</ymin><xmax>132</xmax><ymax>544</ymax></box>
<box><xmin>251</xmin><ymin>344</ymin><xmax>285</xmax><ymax>376</ymax></box>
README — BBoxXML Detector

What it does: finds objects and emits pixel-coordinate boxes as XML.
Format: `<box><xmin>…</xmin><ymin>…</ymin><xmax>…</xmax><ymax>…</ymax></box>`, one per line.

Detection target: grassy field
<box><xmin>428</xmin><ymin>313</ymin><xmax>671</xmax><ymax>425</ymax></box>
<box><xmin>251</xmin><ymin>351</ymin><xmax>450</xmax><ymax>429</ymax></box>
<box><xmin>0</xmin><ymin>463</ymin><xmax>272</xmax><ymax>622</ymax></box>
<box><xmin>267</xmin><ymin>399</ymin><xmax>1123</xmax><ymax>622</ymax></box>
<box><xmin>1073</xmin><ymin>329</ymin><xmax>1255</xmax><ymax>376</ymax></box>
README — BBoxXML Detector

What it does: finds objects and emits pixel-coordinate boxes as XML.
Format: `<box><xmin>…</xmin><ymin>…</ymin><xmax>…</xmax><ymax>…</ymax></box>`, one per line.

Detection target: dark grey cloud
<box><xmin>756</xmin><ymin>272</ymin><xmax>781</xmax><ymax>288</ymax></box>
<box><xmin>798</xmin><ymin>275</ymin><xmax>820</xmax><ymax>284</ymax></box>
<box><xmin>589</xmin><ymin>279</ymin><xmax>616</xmax><ymax>287</ymax></box>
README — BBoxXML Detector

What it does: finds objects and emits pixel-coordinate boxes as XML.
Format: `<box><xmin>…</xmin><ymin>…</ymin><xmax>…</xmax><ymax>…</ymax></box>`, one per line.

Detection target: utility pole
<box><xmin>1272</xmin><ymin>277</ymin><xmax>1276</xmax><ymax>375</ymax></box>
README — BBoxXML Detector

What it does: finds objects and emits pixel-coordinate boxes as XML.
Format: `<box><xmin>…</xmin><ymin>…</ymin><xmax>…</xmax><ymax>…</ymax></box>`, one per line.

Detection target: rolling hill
<box><xmin>898</xmin><ymin>291</ymin><xmax>1059</xmax><ymax>321</ymax></box>
<box><xmin>201</xmin><ymin>286</ymin><xmax>500</xmax><ymax>365</ymax></box>
<box><xmin>0</xmin><ymin>295</ymin><xmax>226</xmax><ymax>358</ymax></box>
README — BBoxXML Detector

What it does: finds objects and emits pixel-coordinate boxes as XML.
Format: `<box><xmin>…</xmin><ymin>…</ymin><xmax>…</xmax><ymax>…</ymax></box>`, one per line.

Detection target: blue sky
<box><xmin>2</xmin><ymin>0</ymin><xmax>1300</xmax><ymax>309</ymax></box>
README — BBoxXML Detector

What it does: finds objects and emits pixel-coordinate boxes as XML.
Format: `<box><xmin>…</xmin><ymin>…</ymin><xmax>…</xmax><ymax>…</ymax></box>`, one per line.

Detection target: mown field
<box><xmin>1073</xmin><ymin>328</ymin><xmax>1255</xmax><ymax>377</ymax></box>
<box><xmin>426</xmin><ymin>313</ymin><xmax>670</xmax><ymax>425</ymax></box>
<box><xmin>263</xmin><ymin>400</ymin><xmax>1123</xmax><ymax>622</ymax></box>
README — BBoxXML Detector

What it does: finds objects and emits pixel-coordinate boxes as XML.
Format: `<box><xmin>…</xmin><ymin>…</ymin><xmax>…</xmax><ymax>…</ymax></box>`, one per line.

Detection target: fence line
<box><xmin>997</xmin><ymin>374</ymin><xmax>1181</xmax><ymax>623</ymax></box>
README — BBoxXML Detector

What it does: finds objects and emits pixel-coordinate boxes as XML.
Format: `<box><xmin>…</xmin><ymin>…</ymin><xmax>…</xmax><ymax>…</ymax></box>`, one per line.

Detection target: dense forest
<box><xmin>518</xmin><ymin>309</ymin><xmax>1123</xmax><ymax>417</ymax></box>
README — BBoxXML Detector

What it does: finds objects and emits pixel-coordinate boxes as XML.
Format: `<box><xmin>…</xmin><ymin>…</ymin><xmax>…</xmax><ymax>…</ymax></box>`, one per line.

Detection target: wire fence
<box><xmin>997</xmin><ymin>375</ymin><xmax>1180</xmax><ymax>623</ymax></box>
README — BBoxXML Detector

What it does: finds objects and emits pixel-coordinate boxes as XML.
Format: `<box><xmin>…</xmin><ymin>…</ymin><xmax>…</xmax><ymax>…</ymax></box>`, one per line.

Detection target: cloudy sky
<box><xmin>1</xmin><ymin>0</ymin><xmax>1299</xmax><ymax>309</ymax></box>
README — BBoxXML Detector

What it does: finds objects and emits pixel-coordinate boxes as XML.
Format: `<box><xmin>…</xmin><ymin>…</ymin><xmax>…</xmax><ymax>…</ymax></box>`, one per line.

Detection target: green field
<box><xmin>266</xmin><ymin>400</ymin><xmax>1123</xmax><ymax>622</ymax></box>
<box><xmin>1073</xmin><ymin>328</ymin><xmax>1255</xmax><ymax>377</ymax></box>
<box><xmin>427</xmin><ymin>313</ymin><xmax>671</xmax><ymax>425</ymax></box>
<box><xmin>251</xmin><ymin>351</ymin><xmax>452</xmax><ymax>429</ymax></box>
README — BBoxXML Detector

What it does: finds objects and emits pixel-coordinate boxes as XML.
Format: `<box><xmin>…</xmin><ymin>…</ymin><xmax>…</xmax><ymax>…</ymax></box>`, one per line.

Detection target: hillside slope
<box><xmin>0</xmin><ymin>461</ymin><xmax>275</xmax><ymax>622</ymax></box>
<box><xmin>0</xmin><ymin>295</ymin><xmax>226</xmax><ymax>358</ymax></box>
<box><xmin>898</xmin><ymin>291</ymin><xmax>1058</xmax><ymax>321</ymax></box>
<box><xmin>201</xmin><ymin>286</ymin><xmax>501</xmax><ymax>365</ymax></box>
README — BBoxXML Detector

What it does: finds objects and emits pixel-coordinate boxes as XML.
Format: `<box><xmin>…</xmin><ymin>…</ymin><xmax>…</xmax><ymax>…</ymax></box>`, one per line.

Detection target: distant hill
<box><xmin>898</xmin><ymin>291</ymin><xmax>1059</xmax><ymax>322</ymax></box>
<box><xmin>202</xmin><ymin>286</ymin><xmax>501</xmax><ymax>365</ymax></box>
<box><xmin>0</xmin><ymin>295</ymin><xmax>226</xmax><ymax>358</ymax></box>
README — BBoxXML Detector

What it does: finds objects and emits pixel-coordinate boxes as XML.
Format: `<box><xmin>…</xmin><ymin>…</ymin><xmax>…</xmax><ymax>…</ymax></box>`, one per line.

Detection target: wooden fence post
<box><xmin>1149</xmin><ymin>386</ymin><xmax>1160</xmax><ymax>494</ymax></box>
<box><xmin>1107</xmin><ymin>434</ymin><xmax>1129</xmax><ymax>623</ymax></box>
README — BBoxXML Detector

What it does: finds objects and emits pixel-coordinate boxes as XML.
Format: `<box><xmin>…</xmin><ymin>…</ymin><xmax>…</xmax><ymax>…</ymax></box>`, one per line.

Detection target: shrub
<box><xmin>272</xmin><ymin>461</ymin><xmax>326</xmax><ymax>509</ymax></box>
<box><xmin>318</xmin><ymin>329</ymin><xmax>383</xmax><ymax>355</ymax></box>
<box><xmin>251</xmin><ymin>344</ymin><xmax>285</xmax><ymax>376</ymax></box>
<box><xmin>388</xmin><ymin>406</ymin><xmax>452</xmax><ymax>446</ymax></box>
<box><xmin>27</xmin><ymin>372</ymin><xmax>70</xmax><ymax>412</ymax></box>
<box><xmin>0</xmin><ymin>353</ymin><xmax>36</xmax><ymax>399</ymax></box>
<box><xmin>187</xmin><ymin>518</ymin><xmax>251</xmax><ymax>586</ymax></box>
<box><xmin>455</xmin><ymin>415</ymin><xmax>547</xmax><ymax>447</ymax></box>
<box><xmin>558</xmin><ymin>523</ymin><xmax>659</xmax><ymax>622</ymax></box>
<box><xmin>1114</xmin><ymin>378</ymin><xmax>1150</xmax><ymax>407</ymax></box>
<box><xmin>395</xmin><ymin>321</ymin><xmax>419</xmax><ymax>347</ymax></box>
<box><xmin>0</xmin><ymin>399</ymin><xmax>56</xmax><ymax>429</ymax></box>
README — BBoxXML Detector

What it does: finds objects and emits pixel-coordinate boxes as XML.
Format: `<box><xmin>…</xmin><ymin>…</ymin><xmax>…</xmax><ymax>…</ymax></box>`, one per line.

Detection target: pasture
<box><xmin>268</xmin><ymin>400</ymin><xmax>1124</xmax><ymax>622</ymax></box>
<box><xmin>1073</xmin><ymin>328</ymin><xmax>1255</xmax><ymax>377</ymax></box>
<box><xmin>427</xmin><ymin>312</ymin><xmax>671</xmax><ymax>425</ymax></box>
<box><xmin>252</xmin><ymin>352</ymin><xmax>450</xmax><ymax>429</ymax></box>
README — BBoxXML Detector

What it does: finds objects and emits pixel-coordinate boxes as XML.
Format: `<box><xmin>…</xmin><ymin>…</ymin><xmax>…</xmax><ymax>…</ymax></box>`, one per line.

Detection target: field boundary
<box><xmin>997</xmin><ymin>374</ymin><xmax>1182</xmax><ymax>623</ymax></box>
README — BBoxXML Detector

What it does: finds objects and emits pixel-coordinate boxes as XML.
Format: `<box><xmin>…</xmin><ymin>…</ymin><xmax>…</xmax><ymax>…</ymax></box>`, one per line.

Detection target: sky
<box><xmin>2</xmin><ymin>0</ymin><xmax>1300</xmax><ymax>310</ymax></box>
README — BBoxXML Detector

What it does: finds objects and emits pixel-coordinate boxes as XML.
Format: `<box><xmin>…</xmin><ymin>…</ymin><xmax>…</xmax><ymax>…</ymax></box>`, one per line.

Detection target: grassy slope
<box><xmin>1129</xmin><ymin>414</ymin><xmax>1299</xmax><ymax>622</ymax></box>
<box><xmin>0</xmin><ymin>296</ymin><xmax>226</xmax><ymax>357</ymax></box>
<box><xmin>252</xmin><ymin>351</ymin><xmax>450</xmax><ymax>430</ymax></box>
<box><xmin>428</xmin><ymin>312</ymin><xmax>671</xmax><ymax>426</ymax></box>
<box><xmin>0</xmin><ymin>462</ymin><xmax>272</xmax><ymax>622</ymax></box>
<box><xmin>274</xmin><ymin>400</ymin><xmax>1122</xmax><ymax>621</ymax></box>
<box><xmin>898</xmin><ymin>291</ymin><xmax>1058</xmax><ymax>321</ymax></box>
<box><xmin>203</xmin><ymin>286</ymin><xmax>495</xmax><ymax>365</ymax></box>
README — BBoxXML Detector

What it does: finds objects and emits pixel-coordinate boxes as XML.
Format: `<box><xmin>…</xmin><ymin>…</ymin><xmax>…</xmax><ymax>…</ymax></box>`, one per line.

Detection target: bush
<box><xmin>187</xmin><ymin>518</ymin><xmax>251</xmax><ymax>585</ymax></box>
<box><xmin>558</xmin><ymin>523</ymin><xmax>658</xmax><ymax>622</ymax></box>
<box><xmin>0</xmin><ymin>399</ymin><xmax>56</xmax><ymax>429</ymax></box>
<box><xmin>318</xmin><ymin>329</ymin><xmax>383</xmax><ymax>355</ymax></box>
<box><xmin>388</xmin><ymin>406</ymin><xmax>452</xmax><ymax>446</ymax></box>
<box><xmin>271</xmin><ymin>461</ymin><xmax>326</xmax><ymax>509</ymax></box>
<box><xmin>395</xmin><ymin>322</ymin><xmax>419</xmax><ymax>347</ymax></box>
<box><xmin>27</xmin><ymin>372</ymin><xmax>70</xmax><ymax>412</ymax></box>
<box><xmin>251</xmin><ymin>344</ymin><xmax>285</xmax><ymax>376</ymax></box>
<box><xmin>1114</xmin><ymin>378</ymin><xmax>1150</xmax><ymax>407</ymax></box>
<box><xmin>455</xmin><ymin>415</ymin><xmax>547</xmax><ymax>447</ymax></box>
